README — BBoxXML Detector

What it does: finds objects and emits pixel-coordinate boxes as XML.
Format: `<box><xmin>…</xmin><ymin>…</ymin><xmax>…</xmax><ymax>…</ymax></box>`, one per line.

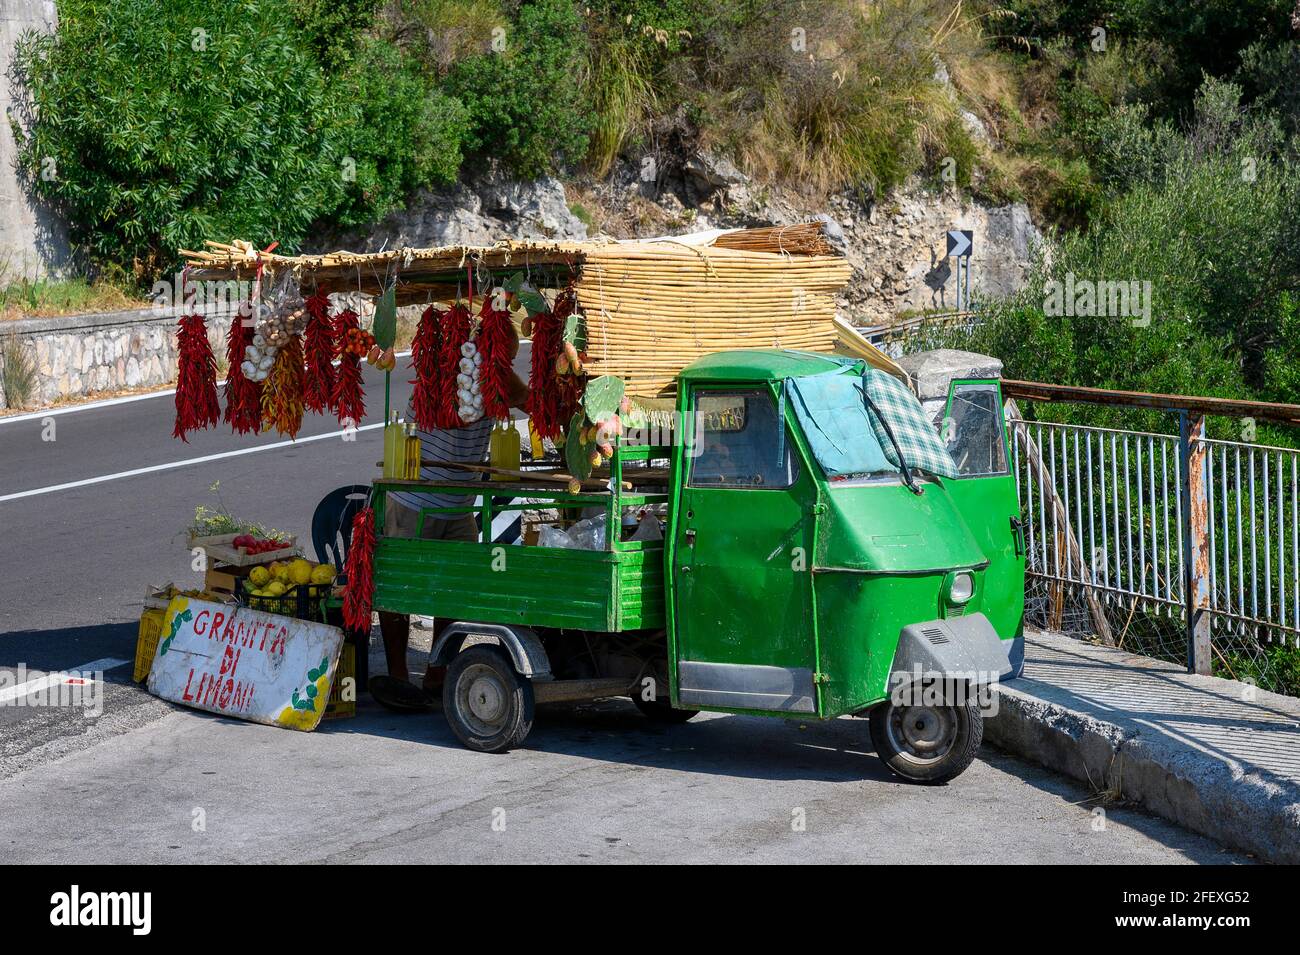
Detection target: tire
<box><xmin>442</xmin><ymin>646</ymin><xmax>534</xmax><ymax>753</ymax></box>
<box><xmin>868</xmin><ymin>691</ymin><xmax>982</xmax><ymax>785</ymax></box>
<box><xmin>631</xmin><ymin>692</ymin><xmax>699</xmax><ymax>724</ymax></box>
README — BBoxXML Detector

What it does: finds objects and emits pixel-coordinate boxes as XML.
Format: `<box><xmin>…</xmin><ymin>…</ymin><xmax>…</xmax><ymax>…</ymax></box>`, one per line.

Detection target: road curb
<box><xmin>987</xmin><ymin>682</ymin><xmax>1300</xmax><ymax>864</ymax></box>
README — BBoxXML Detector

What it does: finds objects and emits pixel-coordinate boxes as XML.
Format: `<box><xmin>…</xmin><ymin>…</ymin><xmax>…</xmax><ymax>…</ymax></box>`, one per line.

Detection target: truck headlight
<box><xmin>949</xmin><ymin>572</ymin><xmax>974</xmax><ymax>604</ymax></box>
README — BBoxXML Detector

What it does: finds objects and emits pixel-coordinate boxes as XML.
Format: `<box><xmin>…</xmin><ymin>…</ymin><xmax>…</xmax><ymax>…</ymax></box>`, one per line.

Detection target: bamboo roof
<box><xmin>181</xmin><ymin>223</ymin><xmax>903</xmax><ymax>396</ymax></box>
<box><xmin>179</xmin><ymin>222</ymin><xmax>836</xmax><ymax>291</ymax></box>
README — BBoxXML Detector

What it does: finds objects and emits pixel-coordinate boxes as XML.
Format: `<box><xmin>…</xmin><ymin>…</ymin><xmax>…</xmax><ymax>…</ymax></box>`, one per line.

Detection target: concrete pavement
<box><xmin>988</xmin><ymin>631</ymin><xmax>1300</xmax><ymax>864</ymax></box>
<box><xmin>0</xmin><ymin>676</ymin><xmax>1251</xmax><ymax>864</ymax></box>
<box><xmin>0</xmin><ymin>367</ymin><xmax>1262</xmax><ymax>864</ymax></box>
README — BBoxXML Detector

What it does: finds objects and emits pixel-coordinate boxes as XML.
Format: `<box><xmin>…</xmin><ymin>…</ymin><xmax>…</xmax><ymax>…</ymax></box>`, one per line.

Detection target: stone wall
<box><xmin>0</xmin><ymin>0</ymin><xmax>69</xmax><ymax>280</ymax></box>
<box><xmin>831</xmin><ymin>192</ymin><xmax>1039</xmax><ymax>326</ymax></box>
<box><xmin>2</xmin><ymin>308</ymin><xmax>230</xmax><ymax>408</ymax></box>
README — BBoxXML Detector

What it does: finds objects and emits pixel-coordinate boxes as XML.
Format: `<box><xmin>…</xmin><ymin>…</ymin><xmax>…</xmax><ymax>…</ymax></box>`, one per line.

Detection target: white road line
<box><xmin>0</xmin><ymin>657</ymin><xmax>129</xmax><ymax>704</ymax></box>
<box><xmin>0</xmin><ymin>388</ymin><xmax>178</xmax><ymax>424</ymax></box>
<box><xmin>0</xmin><ymin>423</ymin><xmax>383</xmax><ymax>504</ymax></box>
<box><xmin>0</xmin><ymin>350</ymin><xmax>415</xmax><ymax>426</ymax></box>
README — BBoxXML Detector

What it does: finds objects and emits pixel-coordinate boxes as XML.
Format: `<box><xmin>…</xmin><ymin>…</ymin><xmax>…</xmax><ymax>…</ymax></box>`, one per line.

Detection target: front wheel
<box><xmin>442</xmin><ymin>646</ymin><xmax>534</xmax><ymax>753</ymax></box>
<box><xmin>869</xmin><ymin>693</ymin><xmax>982</xmax><ymax>784</ymax></box>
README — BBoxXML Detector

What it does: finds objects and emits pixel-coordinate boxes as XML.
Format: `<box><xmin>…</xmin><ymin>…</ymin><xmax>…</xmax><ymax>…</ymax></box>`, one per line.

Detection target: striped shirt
<box><xmin>388</xmin><ymin>397</ymin><xmax>494</xmax><ymax>520</ymax></box>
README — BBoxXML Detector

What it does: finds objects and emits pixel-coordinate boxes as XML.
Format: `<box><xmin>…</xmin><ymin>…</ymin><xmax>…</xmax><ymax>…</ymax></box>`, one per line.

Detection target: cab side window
<box><xmin>945</xmin><ymin>383</ymin><xmax>1009</xmax><ymax>477</ymax></box>
<box><xmin>689</xmin><ymin>390</ymin><xmax>798</xmax><ymax>489</ymax></box>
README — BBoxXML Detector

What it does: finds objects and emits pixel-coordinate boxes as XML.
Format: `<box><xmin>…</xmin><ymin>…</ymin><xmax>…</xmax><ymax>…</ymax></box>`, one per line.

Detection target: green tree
<box><xmin>331</xmin><ymin>37</ymin><xmax>470</xmax><ymax>227</ymax></box>
<box><xmin>444</xmin><ymin>0</ymin><xmax>591</xmax><ymax>176</ymax></box>
<box><xmin>947</xmin><ymin>78</ymin><xmax>1300</xmax><ymax>441</ymax></box>
<box><xmin>12</xmin><ymin>0</ymin><xmax>348</xmax><ymax>272</ymax></box>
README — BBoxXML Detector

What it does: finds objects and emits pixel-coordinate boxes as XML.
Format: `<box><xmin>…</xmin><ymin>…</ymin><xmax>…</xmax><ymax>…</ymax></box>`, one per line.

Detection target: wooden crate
<box><xmin>324</xmin><ymin>642</ymin><xmax>356</xmax><ymax>720</ymax></box>
<box><xmin>204</xmin><ymin>563</ymin><xmax>251</xmax><ymax>597</ymax></box>
<box><xmin>188</xmin><ymin>532</ymin><xmax>299</xmax><ymax>567</ymax></box>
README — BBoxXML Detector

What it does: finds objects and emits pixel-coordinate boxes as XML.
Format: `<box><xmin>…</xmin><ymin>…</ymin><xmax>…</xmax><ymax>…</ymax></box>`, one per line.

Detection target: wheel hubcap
<box><xmin>887</xmin><ymin>703</ymin><xmax>958</xmax><ymax>765</ymax></box>
<box><xmin>457</xmin><ymin>664</ymin><xmax>508</xmax><ymax>736</ymax></box>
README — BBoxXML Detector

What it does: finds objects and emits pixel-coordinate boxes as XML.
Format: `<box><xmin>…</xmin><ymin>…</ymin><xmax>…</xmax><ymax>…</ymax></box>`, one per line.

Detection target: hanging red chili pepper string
<box><xmin>302</xmin><ymin>289</ymin><xmax>337</xmax><ymax>414</ymax></box>
<box><xmin>476</xmin><ymin>292</ymin><xmax>514</xmax><ymax>421</ymax></box>
<box><xmin>172</xmin><ymin>270</ymin><xmax>221</xmax><ymax>442</ymax></box>
<box><xmin>525</xmin><ymin>294</ymin><xmax>565</xmax><ymax>439</ymax></box>
<box><xmin>435</xmin><ymin>302</ymin><xmax>471</xmax><ymax>427</ymax></box>
<box><xmin>410</xmin><ymin>303</ymin><xmax>443</xmax><ymax>431</ymax></box>
<box><xmin>223</xmin><ymin>301</ymin><xmax>262</xmax><ymax>435</ymax></box>
<box><xmin>332</xmin><ymin>308</ymin><xmax>366</xmax><ymax>425</ymax></box>
<box><xmin>342</xmin><ymin>506</ymin><xmax>375</xmax><ymax>632</ymax></box>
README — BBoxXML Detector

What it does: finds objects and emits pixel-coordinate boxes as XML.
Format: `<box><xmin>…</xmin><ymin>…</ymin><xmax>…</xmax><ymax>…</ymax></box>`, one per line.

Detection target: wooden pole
<box><xmin>1181</xmin><ymin>413</ymin><xmax>1213</xmax><ymax>674</ymax></box>
<box><xmin>1006</xmin><ymin>400</ymin><xmax>1115</xmax><ymax>645</ymax></box>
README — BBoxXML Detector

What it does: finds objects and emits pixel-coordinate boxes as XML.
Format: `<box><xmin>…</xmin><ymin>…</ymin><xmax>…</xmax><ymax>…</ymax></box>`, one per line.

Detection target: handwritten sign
<box><xmin>147</xmin><ymin>596</ymin><xmax>345</xmax><ymax>731</ymax></box>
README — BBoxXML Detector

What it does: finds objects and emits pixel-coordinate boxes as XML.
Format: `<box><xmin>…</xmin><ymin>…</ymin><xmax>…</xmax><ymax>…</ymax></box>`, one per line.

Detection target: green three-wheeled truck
<box><xmin>371</xmin><ymin>350</ymin><xmax>1025</xmax><ymax>783</ymax></box>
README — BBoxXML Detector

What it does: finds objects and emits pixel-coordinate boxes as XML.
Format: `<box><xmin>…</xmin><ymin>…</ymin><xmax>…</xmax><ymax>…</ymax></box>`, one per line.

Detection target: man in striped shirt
<box><xmin>373</xmin><ymin>326</ymin><xmax>529</xmax><ymax>711</ymax></box>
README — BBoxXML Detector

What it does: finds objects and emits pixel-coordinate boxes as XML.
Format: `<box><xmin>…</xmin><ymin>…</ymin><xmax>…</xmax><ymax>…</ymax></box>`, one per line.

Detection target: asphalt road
<box><xmin>0</xmin><ymin>360</ymin><xmax>1250</xmax><ymax>863</ymax></box>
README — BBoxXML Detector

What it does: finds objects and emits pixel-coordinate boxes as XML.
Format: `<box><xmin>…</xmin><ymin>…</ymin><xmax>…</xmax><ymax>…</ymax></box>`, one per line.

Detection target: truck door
<box><xmin>669</xmin><ymin>386</ymin><xmax>819</xmax><ymax>714</ymax></box>
<box><xmin>942</xmin><ymin>379</ymin><xmax>1025</xmax><ymax>668</ymax></box>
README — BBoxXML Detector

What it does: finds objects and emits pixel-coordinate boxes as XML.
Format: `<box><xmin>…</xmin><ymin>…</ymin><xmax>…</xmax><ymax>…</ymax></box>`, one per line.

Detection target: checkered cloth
<box><xmin>863</xmin><ymin>369</ymin><xmax>960</xmax><ymax>480</ymax></box>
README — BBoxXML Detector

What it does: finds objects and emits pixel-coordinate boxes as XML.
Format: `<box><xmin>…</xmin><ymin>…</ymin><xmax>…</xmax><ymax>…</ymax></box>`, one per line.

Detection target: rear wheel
<box><xmin>442</xmin><ymin>646</ymin><xmax>534</xmax><ymax>753</ymax></box>
<box><xmin>869</xmin><ymin>693</ymin><xmax>982</xmax><ymax>784</ymax></box>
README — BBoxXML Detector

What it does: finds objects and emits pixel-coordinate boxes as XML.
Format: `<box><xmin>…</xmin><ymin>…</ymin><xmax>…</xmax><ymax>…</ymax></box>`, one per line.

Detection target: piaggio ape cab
<box><xmin>371</xmin><ymin>350</ymin><xmax>1025</xmax><ymax>783</ymax></box>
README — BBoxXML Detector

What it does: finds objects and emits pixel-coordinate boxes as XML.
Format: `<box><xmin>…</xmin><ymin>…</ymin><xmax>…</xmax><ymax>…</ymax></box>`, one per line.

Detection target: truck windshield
<box><xmin>787</xmin><ymin>372</ymin><xmax>899</xmax><ymax>479</ymax></box>
<box><xmin>689</xmin><ymin>391</ymin><xmax>798</xmax><ymax>488</ymax></box>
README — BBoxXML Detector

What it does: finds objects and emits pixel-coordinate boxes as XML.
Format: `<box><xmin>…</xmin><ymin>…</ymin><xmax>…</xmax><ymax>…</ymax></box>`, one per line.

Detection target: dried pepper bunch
<box><xmin>262</xmin><ymin>333</ymin><xmax>305</xmax><ymax>438</ymax></box>
<box><xmin>223</xmin><ymin>307</ymin><xmax>262</xmax><ymax>435</ymax></box>
<box><xmin>342</xmin><ymin>507</ymin><xmax>376</xmax><ymax>633</ymax></box>
<box><xmin>410</xmin><ymin>304</ymin><xmax>443</xmax><ymax>431</ymax></box>
<box><xmin>302</xmin><ymin>290</ymin><xmax>337</xmax><ymax>414</ymax></box>
<box><xmin>173</xmin><ymin>312</ymin><xmax>221</xmax><ymax>441</ymax></box>
<box><xmin>436</xmin><ymin>302</ymin><xmax>472</xmax><ymax>427</ymax></box>
<box><xmin>524</xmin><ymin>293</ymin><xmax>567</xmax><ymax>439</ymax></box>
<box><xmin>331</xmin><ymin>309</ymin><xmax>366</xmax><ymax>426</ymax></box>
<box><xmin>476</xmin><ymin>289</ymin><xmax>515</xmax><ymax>421</ymax></box>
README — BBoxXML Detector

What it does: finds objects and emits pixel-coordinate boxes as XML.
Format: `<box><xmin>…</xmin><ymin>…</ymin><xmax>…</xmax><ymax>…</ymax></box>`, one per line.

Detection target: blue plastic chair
<box><xmin>311</xmin><ymin>485</ymin><xmax>371</xmax><ymax>573</ymax></box>
<box><xmin>311</xmin><ymin>485</ymin><xmax>372</xmax><ymax>691</ymax></box>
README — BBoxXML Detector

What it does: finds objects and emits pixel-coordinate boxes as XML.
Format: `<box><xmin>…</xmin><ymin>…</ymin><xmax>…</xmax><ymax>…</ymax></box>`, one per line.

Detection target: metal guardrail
<box><xmin>861</xmin><ymin>311</ymin><xmax>980</xmax><ymax>356</ymax></box>
<box><xmin>1008</xmin><ymin>410</ymin><xmax>1300</xmax><ymax>691</ymax></box>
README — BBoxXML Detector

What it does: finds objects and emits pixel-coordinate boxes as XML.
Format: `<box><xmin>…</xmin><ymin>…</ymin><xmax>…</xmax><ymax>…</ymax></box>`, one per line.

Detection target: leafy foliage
<box><xmin>290</xmin><ymin>0</ymin><xmax>385</xmax><ymax>68</ymax></box>
<box><xmin>941</xmin><ymin>78</ymin><xmax>1300</xmax><ymax>443</ymax></box>
<box><xmin>13</xmin><ymin>0</ymin><xmax>348</xmax><ymax>273</ymax></box>
<box><xmin>444</xmin><ymin>0</ymin><xmax>591</xmax><ymax>176</ymax></box>
<box><xmin>330</xmin><ymin>37</ymin><xmax>470</xmax><ymax>227</ymax></box>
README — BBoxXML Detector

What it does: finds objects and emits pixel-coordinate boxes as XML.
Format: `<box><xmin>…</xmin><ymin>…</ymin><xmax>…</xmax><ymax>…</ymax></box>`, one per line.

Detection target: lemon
<box><xmin>288</xmin><ymin>558</ymin><xmax>313</xmax><ymax>586</ymax></box>
<box><xmin>269</xmin><ymin>561</ymin><xmax>290</xmax><ymax>584</ymax></box>
<box><xmin>266</xmin><ymin>581</ymin><xmax>287</xmax><ymax>597</ymax></box>
<box><xmin>310</xmin><ymin>564</ymin><xmax>335</xmax><ymax>585</ymax></box>
<box><xmin>248</xmin><ymin>566</ymin><xmax>270</xmax><ymax>587</ymax></box>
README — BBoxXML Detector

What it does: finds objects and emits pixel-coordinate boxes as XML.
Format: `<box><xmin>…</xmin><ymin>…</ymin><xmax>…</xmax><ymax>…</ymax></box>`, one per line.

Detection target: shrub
<box><xmin>444</xmin><ymin>0</ymin><xmax>591</xmax><ymax>176</ymax></box>
<box><xmin>12</xmin><ymin>0</ymin><xmax>349</xmax><ymax>273</ymax></box>
<box><xmin>941</xmin><ymin>79</ymin><xmax>1300</xmax><ymax>444</ymax></box>
<box><xmin>330</xmin><ymin>37</ymin><xmax>470</xmax><ymax>227</ymax></box>
<box><xmin>291</xmin><ymin>0</ymin><xmax>385</xmax><ymax>68</ymax></box>
<box><xmin>11</xmin><ymin>0</ymin><xmax>482</xmax><ymax>274</ymax></box>
<box><xmin>1</xmin><ymin>334</ymin><xmax>38</xmax><ymax>409</ymax></box>
<box><xmin>691</xmin><ymin>0</ymin><xmax>979</xmax><ymax>197</ymax></box>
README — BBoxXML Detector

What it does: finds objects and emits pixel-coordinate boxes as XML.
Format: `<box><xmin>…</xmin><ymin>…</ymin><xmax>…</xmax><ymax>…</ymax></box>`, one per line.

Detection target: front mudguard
<box><xmin>886</xmin><ymin>613</ymin><xmax>1016</xmax><ymax>701</ymax></box>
